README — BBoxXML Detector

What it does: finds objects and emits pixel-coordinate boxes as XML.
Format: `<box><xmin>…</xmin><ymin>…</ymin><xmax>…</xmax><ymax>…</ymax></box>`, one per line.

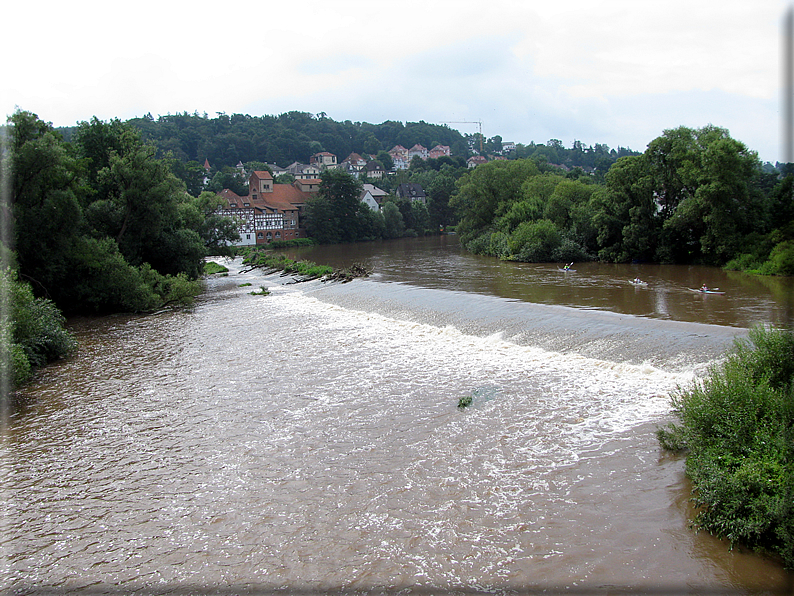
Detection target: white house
<box><xmin>360</xmin><ymin>184</ymin><xmax>388</xmax><ymax>210</ymax></box>
<box><xmin>360</xmin><ymin>188</ymin><xmax>380</xmax><ymax>211</ymax></box>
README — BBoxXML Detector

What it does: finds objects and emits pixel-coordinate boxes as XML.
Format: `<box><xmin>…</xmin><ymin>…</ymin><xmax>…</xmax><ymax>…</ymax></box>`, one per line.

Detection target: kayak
<box><xmin>629</xmin><ymin>280</ymin><xmax>648</xmax><ymax>286</ymax></box>
<box><xmin>558</xmin><ymin>268</ymin><xmax>576</xmax><ymax>272</ymax></box>
<box><xmin>689</xmin><ymin>288</ymin><xmax>725</xmax><ymax>295</ymax></box>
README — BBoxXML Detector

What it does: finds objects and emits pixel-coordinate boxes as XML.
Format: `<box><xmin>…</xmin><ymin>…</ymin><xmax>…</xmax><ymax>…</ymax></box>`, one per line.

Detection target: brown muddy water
<box><xmin>2</xmin><ymin>236</ymin><xmax>793</xmax><ymax>594</ymax></box>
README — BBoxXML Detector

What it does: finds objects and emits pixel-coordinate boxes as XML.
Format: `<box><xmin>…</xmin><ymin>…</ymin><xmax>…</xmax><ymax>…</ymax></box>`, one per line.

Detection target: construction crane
<box><xmin>440</xmin><ymin>120</ymin><xmax>483</xmax><ymax>154</ymax></box>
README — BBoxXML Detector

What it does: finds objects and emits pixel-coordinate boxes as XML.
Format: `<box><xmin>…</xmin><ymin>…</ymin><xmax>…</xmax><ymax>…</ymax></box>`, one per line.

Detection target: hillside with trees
<box><xmin>125</xmin><ymin>112</ymin><xmax>471</xmax><ymax>169</ymax></box>
<box><xmin>54</xmin><ymin>112</ymin><xmax>641</xmax><ymax>193</ymax></box>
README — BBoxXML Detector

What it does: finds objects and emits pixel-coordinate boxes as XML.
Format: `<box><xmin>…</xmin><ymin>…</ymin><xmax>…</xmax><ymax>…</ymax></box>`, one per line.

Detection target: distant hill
<box><xmin>54</xmin><ymin>111</ymin><xmax>642</xmax><ymax>178</ymax></box>
<box><xmin>120</xmin><ymin>111</ymin><xmax>472</xmax><ymax>170</ymax></box>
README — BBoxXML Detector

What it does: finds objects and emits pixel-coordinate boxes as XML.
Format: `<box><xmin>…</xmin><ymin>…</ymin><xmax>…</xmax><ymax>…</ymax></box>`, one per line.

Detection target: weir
<box><xmin>3</xmin><ymin>246</ymin><xmax>792</xmax><ymax>594</ymax></box>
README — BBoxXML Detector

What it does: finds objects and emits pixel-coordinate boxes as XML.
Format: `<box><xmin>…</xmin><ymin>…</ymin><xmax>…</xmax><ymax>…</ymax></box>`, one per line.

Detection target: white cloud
<box><xmin>1</xmin><ymin>0</ymin><xmax>789</xmax><ymax>161</ymax></box>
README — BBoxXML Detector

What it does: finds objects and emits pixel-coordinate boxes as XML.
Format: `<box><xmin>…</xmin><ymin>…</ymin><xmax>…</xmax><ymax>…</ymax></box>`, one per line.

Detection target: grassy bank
<box><xmin>657</xmin><ymin>325</ymin><xmax>794</xmax><ymax>567</ymax></box>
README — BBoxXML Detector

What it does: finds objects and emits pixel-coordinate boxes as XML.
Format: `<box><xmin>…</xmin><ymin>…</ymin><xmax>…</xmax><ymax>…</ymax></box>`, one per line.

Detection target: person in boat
<box><xmin>634</xmin><ymin>278</ymin><xmax>642</xmax><ymax>284</ymax></box>
<box><xmin>701</xmin><ymin>284</ymin><xmax>708</xmax><ymax>292</ymax></box>
<box><xmin>563</xmin><ymin>263</ymin><xmax>572</xmax><ymax>271</ymax></box>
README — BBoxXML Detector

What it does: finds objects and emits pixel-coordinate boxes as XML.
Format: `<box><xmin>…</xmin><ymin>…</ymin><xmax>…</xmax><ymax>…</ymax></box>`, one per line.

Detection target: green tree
<box><xmin>394</xmin><ymin>198</ymin><xmax>416</xmax><ymax>233</ymax></box>
<box><xmin>169</xmin><ymin>159</ymin><xmax>207</xmax><ymax>197</ymax></box>
<box><xmin>206</xmin><ymin>169</ymin><xmax>248</xmax><ymax>195</ymax></box>
<box><xmin>427</xmin><ymin>170</ymin><xmax>458</xmax><ymax>230</ymax></box>
<box><xmin>589</xmin><ymin>155</ymin><xmax>657</xmax><ymax>262</ymax></box>
<box><xmin>543</xmin><ymin>179</ymin><xmax>595</xmax><ymax>230</ymax></box>
<box><xmin>451</xmin><ymin>159</ymin><xmax>540</xmax><ymax>247</ymax></box>
<box><xmin>382</xmin><ymin>201</ymin><xmax>405</xmax><ymax>239</ymax></box>
<box><xmin>320</xmin><ymin>169</ymin><xmax>365</xmax><ymax>242</ymax></box>
<box><xmin>303</xmin><ymin>193</ymin><xmax>337</xmax><ymax>244</ymax></box>
<box><xmin>9</xmin><ymin>111</ymin><xmax>213</xmax><ymax>315</ymax></box>
<box><xmin>410</xmin><ymin>200</ymin><xmax>430</xmax><ymax>235</ymax></box>
<box><xmin>376</xmin><ymin>150</ymin><xmax>394</xmax><ymax>171</ymax></box>
<box><xmin>10</xmin><ymin>110</ymin><xmax>86</xmax><ymax>299</ymax></box>
<box><xmin>508</xmin><ymin>219</ymin><xmax>561</xmax><ymax>261</ymax></box>
<box><xmin>304</xmin><ymin>169</ymin><xmax>371</xmax><ymax>243</ymax></box>
<box><xmin>275</xmin><ymin>173</ymin><xmax>296</xmax><ymax>184</ymax></box>
<box><xmin>655</xmin><ymin>126</ymin><xmax>763</xmax><ymax>264</ymax></box>
<box><xmin>80</xmin><ymin>126</ymin><xmax>202</xmax><ymax>277</ymax></box>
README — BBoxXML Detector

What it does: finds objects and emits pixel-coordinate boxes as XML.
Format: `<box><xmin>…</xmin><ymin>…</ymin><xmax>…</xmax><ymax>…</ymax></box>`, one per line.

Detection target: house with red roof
<box><xmin>341</xmin><ymin>153</ymin><xmax>368</xmax><ymax>178</ymax></box>
<box><xmin>388</xmin><ymin>145</ymin><xmax>409</xmax><ymax>170</ymax></box>
<box><xmin>389</xmin><ymin>143</ymin><xmax>452</xmax><ymax>169</ymax></box>
<box><xmin>428</xmin><ymin>144</ymin><xmax>451</xmax><ymax>159</ymax></box>
<box><xmin>407</xmin><ymin>144</ymin><xmax>428</xmax><ymax>161</ymax></box>
<box><xmin>216</xmin><ymin>170</ymin><xmax>319</xmax><ymax>245</ymax></box>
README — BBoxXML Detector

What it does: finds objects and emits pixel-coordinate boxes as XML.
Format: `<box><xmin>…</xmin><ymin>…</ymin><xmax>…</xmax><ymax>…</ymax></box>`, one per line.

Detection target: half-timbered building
<box><xmin>217</xmin><ymin>171</ymin><xmax>319</xmax><ymax>246</ymax></box>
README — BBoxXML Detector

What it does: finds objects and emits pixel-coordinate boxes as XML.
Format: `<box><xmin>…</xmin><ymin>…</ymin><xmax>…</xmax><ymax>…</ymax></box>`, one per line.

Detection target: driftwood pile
<box><xmin>241</xmin><ymin>255</ymin><xmax>371</xmax><ymax>284</ymax></box>
<box><xmin>322</xmin><ymin>263</ymin><xmax>371</xmax><ymax>283</ymax></box>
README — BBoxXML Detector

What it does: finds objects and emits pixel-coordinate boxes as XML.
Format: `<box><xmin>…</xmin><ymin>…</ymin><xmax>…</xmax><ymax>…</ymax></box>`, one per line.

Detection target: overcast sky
<box><xmin>2</xmin><ymin>0</ymin><xmax>789</xmax><ymax>162</ymax></box>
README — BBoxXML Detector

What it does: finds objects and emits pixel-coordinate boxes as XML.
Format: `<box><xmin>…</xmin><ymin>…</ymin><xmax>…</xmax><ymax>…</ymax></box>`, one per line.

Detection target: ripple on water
<box><xmin>3</xmin><ymin>259</ymin><xmax>788</xmax><ymax>593</ymax></box>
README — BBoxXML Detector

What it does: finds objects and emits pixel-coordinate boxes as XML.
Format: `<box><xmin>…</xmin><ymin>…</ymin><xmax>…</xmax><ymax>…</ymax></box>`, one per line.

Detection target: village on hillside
<box><xmin>210</xmin><ymin>142</ymin><xmax>502</xmax><ymax>246</ymax></box>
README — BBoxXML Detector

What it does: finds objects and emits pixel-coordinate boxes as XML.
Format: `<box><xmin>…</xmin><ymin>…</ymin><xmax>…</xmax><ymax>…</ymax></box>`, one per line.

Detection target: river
<box><xmin>2</xmin><ymin>236</ymin><xmax>793</xmax><ymax>594</ymax></box>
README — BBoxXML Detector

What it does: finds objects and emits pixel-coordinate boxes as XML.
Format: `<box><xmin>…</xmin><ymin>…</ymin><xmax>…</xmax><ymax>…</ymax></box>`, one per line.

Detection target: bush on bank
<box><xmin>1</xmin><ymin>269</ymin><xmax>77</xmax><ymax>389</ymax></box>
<box><xmin>657</xmin><ymin>325</ymin><xmax>794</xmax><ymax>567</ymax></box>
<box><xmin>266</xmin><ymin>238</ymin><xmax>318</xmax><ymax>250</ymax></box>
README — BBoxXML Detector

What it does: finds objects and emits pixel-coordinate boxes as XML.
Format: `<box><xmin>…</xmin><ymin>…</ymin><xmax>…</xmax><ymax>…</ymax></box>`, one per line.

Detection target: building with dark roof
<box><xmin>395</xmin><ymin>183</ymin><xmax>427</xmax><ymax>204</ymax></box>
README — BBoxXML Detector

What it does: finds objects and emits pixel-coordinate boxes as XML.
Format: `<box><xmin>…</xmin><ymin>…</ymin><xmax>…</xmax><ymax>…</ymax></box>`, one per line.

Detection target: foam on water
<box><xmin>2</xmin><ymin>259</ymin><xmax>764</xmax><ymax>592</ymax></box>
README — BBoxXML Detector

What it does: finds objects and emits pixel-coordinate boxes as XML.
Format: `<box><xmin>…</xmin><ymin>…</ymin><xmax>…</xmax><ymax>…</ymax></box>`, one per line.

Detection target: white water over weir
<box><xmin>2</xmin><ymin>254</ymin><xmax>791</xmax><ymax>594</ymax></box>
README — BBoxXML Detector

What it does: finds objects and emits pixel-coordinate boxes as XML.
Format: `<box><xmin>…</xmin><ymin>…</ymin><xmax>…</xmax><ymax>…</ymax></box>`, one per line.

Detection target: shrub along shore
<box><xmin>657</xmin><ymin>325</ymin><xmax>794</xmax><ymax>568</ymax></box>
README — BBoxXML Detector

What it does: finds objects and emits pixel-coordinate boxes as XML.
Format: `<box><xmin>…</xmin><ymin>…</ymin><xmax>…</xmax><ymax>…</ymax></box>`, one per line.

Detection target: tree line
<box><xmin>2</xmin><ymin>110</ymin><xmax>240</xmax><ymax>389</ymax></box>
<box><xmin>119</xmin><ymin>111</ymin><xmax>471</xmax><ymax>174</ymax></box>
<box><xmin>54</xmin><ymin>112</ymin><xmax>641</xmax><ymax>196</ymax></box>
<box><xmin>450</xmin><ymin>125</ymin><xmax>794</xmax><ymax>274</ymax></box>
